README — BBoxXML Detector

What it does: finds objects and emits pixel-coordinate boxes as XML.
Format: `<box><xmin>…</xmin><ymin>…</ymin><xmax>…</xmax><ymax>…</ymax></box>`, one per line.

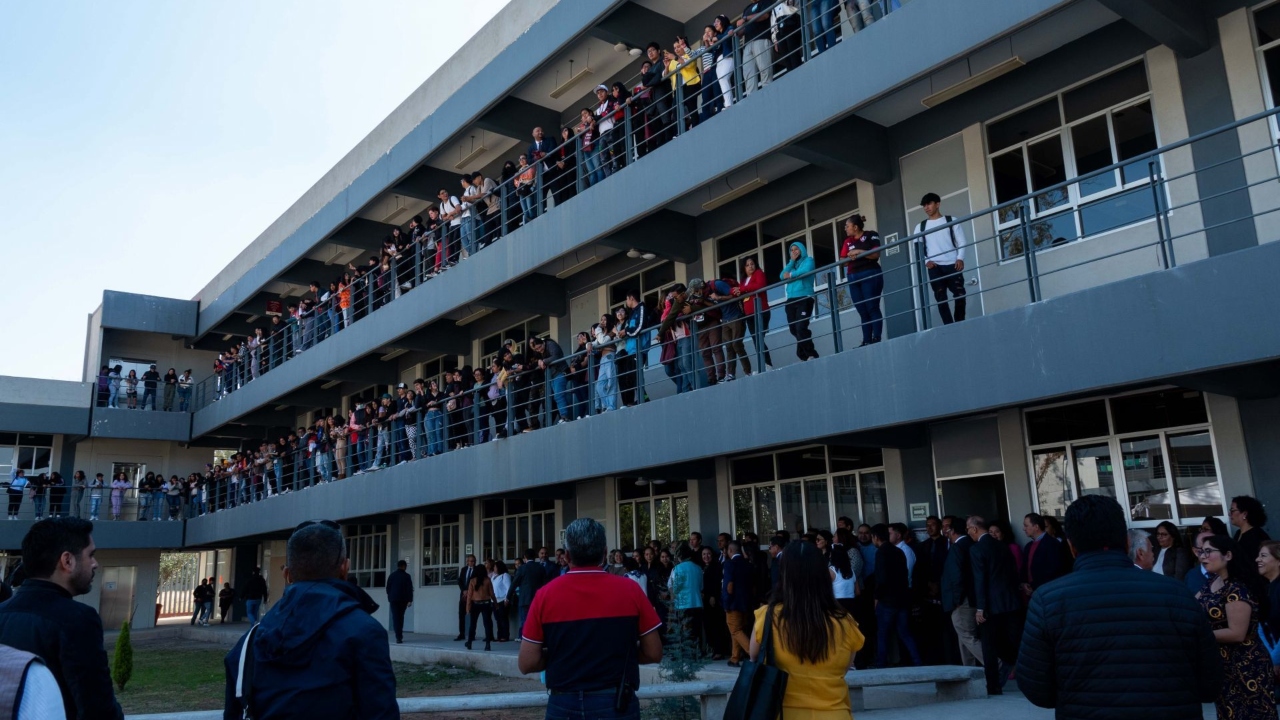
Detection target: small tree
<box><xmin>647</xmin><ymin>572</ymin><xmax>707</xmax><ymax>720</ymax></box>
<box><xmin>112</xmin><ymin>620</ymin><xmax>133</xmax><ymax>692</ymax></box>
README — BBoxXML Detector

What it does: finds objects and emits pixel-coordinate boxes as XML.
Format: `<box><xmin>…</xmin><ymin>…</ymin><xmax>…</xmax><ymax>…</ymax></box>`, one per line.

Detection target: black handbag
<box><xmin>723</xmin><ymin>608</ymin><xmax>789</xmax><ymax>720</ymax></box>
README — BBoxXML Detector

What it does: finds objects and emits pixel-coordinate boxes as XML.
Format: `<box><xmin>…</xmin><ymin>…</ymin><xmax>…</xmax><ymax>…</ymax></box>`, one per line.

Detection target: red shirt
<box><xmin>521</xmin><ymin>568</ymin><xmax>661</xmax><ymax>692</ymax></box>
<box><xmin>739</xmin><ymin>269</ymin><xmax>770</xmax><ymax>315</ymax></box>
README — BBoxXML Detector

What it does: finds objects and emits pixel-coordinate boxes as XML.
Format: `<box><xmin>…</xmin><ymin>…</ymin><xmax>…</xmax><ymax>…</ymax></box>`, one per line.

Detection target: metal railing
<box><xmin>0</xmin><ymin>481</ymin><xmax>195</xmax><ymax>522</ymax></box>
<box><xmin>189</xmin><ymin>0</ymin><xmax>911</xmax><ymax>411</ymax></box>
<box><xmin>91</xmin><ymin>375</ymin><xmax>195</xmax><ymax>412</ymax></box>
<box><xmin>191</xmin><ymin>104</ymin><xmax>1280</xmax><ymax>516</ymax></box>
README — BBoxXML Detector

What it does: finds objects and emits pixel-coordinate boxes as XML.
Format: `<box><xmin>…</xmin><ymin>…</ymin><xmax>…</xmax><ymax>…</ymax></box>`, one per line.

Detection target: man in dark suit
<box><xmin>722</xmin><ymin>541</ymin><xmax>754</xmax><ymax>667</ymax></box>
<box><xmin>513</xmin><ymin>548</ymin><xmax>547</xmax><ymax>640</ymax></box>
<box><xmin>967</xmin><ymin>516</ymin><xmax>1021</xmax><ymax>695</ymax></box>
<box><xmin>872</xmin><ymin>524</ymin><xmax>922</xmax><ymax>667</ymax></box>
<box><xmin>386</xmin><ymin>559</ymin><xmax>414</xmax><ymax>644</ymax></box>
<box><xmin>940</xmin><ymin>517</ymin><xmax>981</xmax><ymax>666</ymax></box>
<box><xmin>1020</xmin><ymin>512</ymin><xmax>1063</xmax><ymax>599</ymax></box>
<box><xmin>454</xmin><ymin>554</ymin><xmax>478</xmax><ymax>641</ymax></box>
<box><xmin>768</xmin><ymin>535</ymin><xmax>787</xmax><ymax>596</ymax></box>
<box><xmin>1186</xmin><ymin>530</ymin><xmax>1214</xmax><ymax>594</ymax></box>
<box><xmin>918</xmin><ymin>515</ymin><xmax>949</xmax><ymax>663</ymax></box>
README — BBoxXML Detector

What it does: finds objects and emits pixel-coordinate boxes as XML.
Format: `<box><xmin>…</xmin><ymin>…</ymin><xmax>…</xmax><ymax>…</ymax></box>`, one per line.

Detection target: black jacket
<box><xmin>224</xmin><ymin>578</ymin><xmax>397</xmax><ymax>720</ymax></box>
<box><xmin>456</xmin><ymin>564</ymin><xmax>479</xmax><ymax>596</ymax></box>
<box><xmin>940</xmin><ymin>535</ymin><xmax>975</xmax><ymax>613</ymax></box>
<box><xmin>512</xmin><ymin>561</ymin><xmax>546</xmax><ymax>608</ymax></box>
<box><xmin>1017</xmin><ymin>550</ymin><xmax>1221</xmax><ymax>719</ymax></box>
<box><xmin>873</xmin><ymin>543</ymin><xmax>910</xmax><ymax>609</ymax></box>
<box><xmin>969</xmin><ymin>534</ymin><xmax>1020</xmax><ymax>616</ymax></box>
<box><xmin>0</xmin><ymin>579</ymin><xmax>123</xmax><ymax>720</ymax></box>
<box><xmin>243</xmin><ymin>573</ymin><xmax>269</xmax><ymax>602</ymax></box>
<box><xmin>385</xmin><ymin>569</ymin><xmax>414</xmax><ymax>605</ymax></box>
<box><xmin>1023</xmin><ymin>533</ymin><xmax>1064</xmax><ymax>591</ymax></box>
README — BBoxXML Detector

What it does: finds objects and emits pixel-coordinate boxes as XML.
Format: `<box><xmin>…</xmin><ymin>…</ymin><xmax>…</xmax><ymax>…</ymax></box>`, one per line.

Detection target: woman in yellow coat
<box><xmin>751</xmin><ymin>540</ymin><xmax>865</xmax><ymax>719</ymax></box>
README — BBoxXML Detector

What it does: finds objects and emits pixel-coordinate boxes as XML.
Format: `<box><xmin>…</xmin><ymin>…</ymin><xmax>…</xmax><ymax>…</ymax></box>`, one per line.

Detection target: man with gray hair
<box><xmin>1128</xmin><ymin>528</ymin><xmax>1155</xmax><ymax>571</ymax></box>
<box><xmin>224</xmin><ymin>521</ymin><xmax>398</xmax><ymax>719</ymax></box>
<box><xmin>519</xmin><ymin>518</ymin><xmax>662</xmax><ymax>719</ymax></box>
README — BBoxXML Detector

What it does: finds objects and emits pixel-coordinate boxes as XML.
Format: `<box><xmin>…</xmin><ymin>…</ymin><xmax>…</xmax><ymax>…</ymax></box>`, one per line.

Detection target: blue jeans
<box><xmin>460</xmin><ymin>216</ymin><xmax>476</xmax><ymax>257</ymax></box>
<box><xmin>426</xmin><ymin>412</ymin><xmax>445</xmax><ymax>455</ymax></box>
<box><xmin>89</xmin><ymin>496</ymin><xmax>102</xmax><ymax>518</ymax></box>
<box><xmin>675</xmin><ymin>337</ymin><xmax>695</xmax><ymax>393</ymax></box>
<box><xmin>519</xmin><ymin>192</ymin><xmax>536</xmax><ymax>221</ymax></box>
<box><xmin>178</xmin><ymin>387</ymin><xmax>191</xmax><ymax>411</ymax></box>
<box><xmin>545</xmin><ymin>692</ymin><xmax>638</xmax><ymax>720</ymax></box>
<box><xmin>583</xmin><ymin>148</ymin><xmax>602</xmax><ymax>187</ymax></box>
<box><xmin>142</xmin><ymin>389</ymin><xmax>157</xmax><ymax>410</ymax></box>
<box><xmin>847</xmin><ymin>267</ymin><xmax>885</xmax><ymax>344</ymax></box>
<box><xmin>32</xmin><ymin>494</ymin><xmax>46</xmax><ymax>518</ymax></box>
<box><xmin>137</xmin><ymin>494</ymin><xmax>149</xmax><ymax>520</ymax></box>
<box><xmin>569</xmin><ymin>381</ymin><xmax>588</xmax><ymax>420</ymax></box>
<box><xmin>811</xmin><ymin>0</ymin><xmax>839</xmax><ymax>52</ymax></box>
<box><xmin>246</xmin><ymin>599</ymin><xmax>262</xmax><ymax>625</ymax></box>
<box><xmin>316</xmin><ymin>452</ymin><xmax>332</xmax><ymax>483</ymax></box>
<box><xmin>596</xmin><ymin>354</ymin><xmax>619</xmax><ymax>412</ymax></box>
<box><xmin>108</xmin><ymin>385</ymin><xmax>119</xmax><ymax>408</ymax></box>
<box><xmin>874</xmin><ymin>604</ymin><xmax>922</xmax><ymax>667</ymax></box>
<box><xmin>549</xmin><ymin>374</ymin><xmax>571</xmax><ymax>422</ymax></box>
<box><xmin>273</xmin><ymin>460</ymin><xmax>283</xmax><ymax>494</ymax></box>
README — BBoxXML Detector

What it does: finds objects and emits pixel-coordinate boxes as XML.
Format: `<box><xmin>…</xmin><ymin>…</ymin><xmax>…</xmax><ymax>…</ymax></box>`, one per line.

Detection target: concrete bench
<box><xmin>845</xmin><ymin>665</ymin><xmax>987</xmax><ymax>711</ymax></box>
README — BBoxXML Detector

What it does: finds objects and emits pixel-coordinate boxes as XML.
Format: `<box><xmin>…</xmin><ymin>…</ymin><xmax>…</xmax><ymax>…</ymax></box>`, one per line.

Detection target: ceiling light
<box><xmin>626</xmin><ymin>249</ymin><xmax>641</xmax><ymax>258</ymax></box>
<box><xmin>921</xmin><ymin>57</ymin><xmax>1024</xmax><ymax>108</ymax></box>
<box><xmin>614</xmin><ymin>42</ymin><xmax>628</xmax><ymax>53</ymax></box>
<box><xmin>641</xmin><ymin>252</ymin><xmax>656</xmax><ymax>261</ymax></box>
<box><xmin>629</xmin><ymin>48</ymin><xmax>642</xmax><ymax>57</ymax></box>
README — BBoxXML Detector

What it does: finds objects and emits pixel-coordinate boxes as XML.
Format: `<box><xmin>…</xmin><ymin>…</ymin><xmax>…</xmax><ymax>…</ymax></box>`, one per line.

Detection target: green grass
<box><xmin>109</xmin><ymin>639</ymin><xmax>494</xmax><ymax>714</ymax></box>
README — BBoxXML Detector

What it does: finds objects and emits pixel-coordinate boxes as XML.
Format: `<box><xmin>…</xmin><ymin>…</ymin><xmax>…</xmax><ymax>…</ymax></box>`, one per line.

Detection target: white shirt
<box><xmin>460</xmin><ymin>185</ymin><xmax>480</xmax><ymax>218</ymax></box>
<box><xmin>490</xmin><ymin>571</ymin><xmax>511</xmax><ymax>602</ymax></box>
<box><xmin>439</xmin><ymin>196</ymin><xmax>463</xmax><ymax>227</ymax></box>
<box><xmin>897</xmin><ymin>541</ymin><xmax>917</xmax><ymax>588</ymax></box>
<box><xmin>18</xmin><ymin>662</ymin><xmax>65</xmax><ymax>720</ymax></box>
<box><xmin>1152</xmin><ymin>547</ymin><xmax>1168</xmax><ymax>576</ymax></box>
<box><xmin>830</xmin><ymin>564</ymin><xmax>855</xmax><ymax>599</ymax></box>
<box><xmin>919</xmin><ymin>215</ymin><xmax>967</xmax><ymax>265</ymax></box>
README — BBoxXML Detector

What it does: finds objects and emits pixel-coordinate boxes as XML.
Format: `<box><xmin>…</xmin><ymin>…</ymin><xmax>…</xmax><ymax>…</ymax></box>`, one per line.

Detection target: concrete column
<box><xmin>997</xmin><ymin>407</ymin><xmax>1034</xmax><ymax>544</ymax></box>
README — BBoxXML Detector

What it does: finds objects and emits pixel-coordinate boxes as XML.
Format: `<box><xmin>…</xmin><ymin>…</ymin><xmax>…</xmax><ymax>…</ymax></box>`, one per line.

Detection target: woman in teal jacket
<box><xmin>780</xmin><ymin>241</ymin><xmax>819</xmax><ymax>360</ymax></box>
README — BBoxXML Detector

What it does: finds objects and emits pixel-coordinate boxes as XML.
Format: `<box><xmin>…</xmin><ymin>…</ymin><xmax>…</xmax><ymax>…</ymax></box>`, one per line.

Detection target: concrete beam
<box><xmin>235</xmin><ymin>409</ymin><xmax>299</xmax><ymax>428</ymax></box>
<box><xmin>275</xmin><ymin>387</ymin><xmax>344</xmax><ymax>409</ymax></box>
<box><xmin>323</xmin><ymin>356</ymin><xmax>400</xmax><ymax>386</ymax></box>
<box><xmin>1175</xmin><ymin>360</ymin><xmax>1280</xmax><ymax>400</ymax></box>
<box><xmin>780</xmin><ymin>116</ymin><xmax>892</xmax><ymax>184</ymax></box>
<box><xmin>588</xmin><ymin>2</ymin><xmax>683</xmax><ymax>53</ymax></box>
<box><xmin>277</xmin><ymin>259</ymin><xmax>335</xmax><ymax>287</ymax></box>
<box><xmin>390</xmin><ymin>322</ymin><xmax>473</xmax><ymax>356</ymax></box>
<box><xmin>475</xmin><ymin>96</ymin><xmax>561</xmax><ymax>144</ymax></box>
<box><xmin>1096</xmin><ymin>0</ymin><xmax>1213</xmax><ymax>58</ymax></box>
<box><xmin>208</xmin><ymin>317</ymin><xmax>266</xmax><ymax>340</ymax></box>
<box><xmin>233</xmin><ymin>291</ymin><xmax>281</xmax><ymax>318</ymax></box>
<box><xmin>393</xmin><ymin>165</ymin><xmax>461</xmax><ymax>203</ymax></box>
<box><xmin>597</xmin><ymin>210</ymin><xmax>699</xmax><ymax>264</ymax></box>
<box><xmin>479</xmin><ymin>274</ymin><xmax>567</xmax><ymax>317</ymax></box>
<box><xmin>332</xmin><ymin>218</ymin><xmax>400</xmax><ymax>252</ymax></box>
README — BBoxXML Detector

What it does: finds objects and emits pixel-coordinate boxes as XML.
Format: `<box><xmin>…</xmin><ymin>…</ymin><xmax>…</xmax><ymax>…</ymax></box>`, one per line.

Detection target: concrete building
<box><xmin>4</xmin><ymin>0</ymin><xmax>1280</xmax><ymax>634</ymax></box>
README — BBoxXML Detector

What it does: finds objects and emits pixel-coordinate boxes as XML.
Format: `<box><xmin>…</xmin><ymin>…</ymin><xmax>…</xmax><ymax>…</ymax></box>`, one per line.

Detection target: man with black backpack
<box><xmin>917</xmin><ymin>192</ymin><xmax>968</xmax><ymax>324</ymax></box>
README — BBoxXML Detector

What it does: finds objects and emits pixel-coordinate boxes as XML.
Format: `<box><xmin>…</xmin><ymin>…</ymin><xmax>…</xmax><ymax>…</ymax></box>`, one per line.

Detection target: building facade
<box><xmin>3</xmin><ymin>0</ymin><xmax>1280</xmax><ymax>633</ymax></box>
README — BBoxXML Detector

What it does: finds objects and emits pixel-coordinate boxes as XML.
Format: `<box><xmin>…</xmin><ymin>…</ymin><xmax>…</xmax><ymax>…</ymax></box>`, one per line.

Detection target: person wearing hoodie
<box><xmin>780</xmin><ymin>241</ymin><xmax>819</xmax><ymax>361</ymax></box>
<box><xmin>223</xmin><ymin>522</ymin><xmax>398</xmax><ymax>720</ymax></box>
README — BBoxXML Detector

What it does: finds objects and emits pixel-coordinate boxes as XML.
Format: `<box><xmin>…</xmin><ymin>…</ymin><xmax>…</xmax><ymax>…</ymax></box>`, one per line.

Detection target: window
<box><xmin>422</xmin><ymin>513</ymin><xmax>462</xmax><ymax>586</ymax></box>
<box><xmin>481</xmin><ymin>498</ymin><xmax>556</xmax><ymax>563</ymax></box>
<box><xmin>107</xmin><ymin>357</ymin><xmax>157</xmax><ymax>387</ymax></box>
<box><xmin>609</xmin><ymin>262</ymin><xmax>676</xmax><ymax>316</ymax></box>
<box><xmin>617</xmin><ymin>479</ymin><xmax>689</xmax><ymax>551</ymax></box>
<box><xmin>730</xmin><ymin>446</ymin><xmax>885</xmax><ymax>536</ymax></box>
<box><xmin>0</xmin><ymin>434</ymin><xmax>54</xmax><ymax>482</ymax></box>
<box><xmin>1255</xmin><ymin>3</ymin><xmax>1280</xmax><ymax>137</ymax></box>
<box><xmin>713</xmin><ymin>183</ymin><xmax>860</xmax><ymax>304</ymax></box>
<box><xmin>344</xmin><ymin>524</ymin><xmax>390</xmax><ymax>588</ymax></box>
<box><xmin>480</xmin><ymin>318</ymin><xmax>550</xmax><ymax>370</ymax></box>
<box><xmin>987</xmin><ymin>62</ymin><xmax>1159</xmax><ymax>259</ymax></box>
<box><xmin>1024</xmin><ymin>388</ymin><xmax>1222</xmax><ymax>525</ymax></box>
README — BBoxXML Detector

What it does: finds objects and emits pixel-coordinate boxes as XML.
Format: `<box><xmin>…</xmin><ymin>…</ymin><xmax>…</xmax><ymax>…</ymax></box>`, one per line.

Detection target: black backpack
<box><xmin>918</xmin><ymin>216</ymin><xmax>958</xmax><ymax>248</ymax></box>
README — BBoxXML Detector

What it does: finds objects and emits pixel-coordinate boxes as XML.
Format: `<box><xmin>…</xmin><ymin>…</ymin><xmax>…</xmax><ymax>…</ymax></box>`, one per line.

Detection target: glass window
<box><xmin>987</xmin><ymin>98</ymin><xmax>1060</xmax><ymax>153</ymax></box>
<box><xmin>619</xmin><ymin>502</ymin><xmax>635</xmax><ymax>550</ymax></box>
<box><xmin>733</xmin><ymin>488</ymin><xmax>754</xmax><ymax>538</ymax></box>
<box><xmin>804</xmin><ymin>479</ymin><xmax>831</xmax><ymax>533</ymax></box>
<box><xmin>654</xmin><ymin>498</ymin><xmax>673</xmax><ymax>545</ymax></box>
<box><xmin>1071</xmin><ymin>115</ymin><xmax>1117</xmax><ymax>196</ymax></box>
<box><xmin>776</xmin><ymin>448</ymin><xmax>826</xmax><ymax>480</ymax></box>
<box><xmin>860</xmin><ymin>471</ymin><xmax>888</xmax><ymax>526</ymax></box>
<box><xmin>732</xmin><ymin>456</ymin><xmax>775</xmax><ymax>486</ymax></box>
<box><xmin>1063</xmin><ymin>63</ymin><xmax>1149</xmax><ymax>123</ymax></box>
<box><xmin>1028</xmin><ymin>135</ymin><xmax>1069</xmax><ymax>212</ymax></box>
<box><xmin>780</xmin><ymin>481</ymin><xmax>804</xmax><ymax>535</ymax></box>
<box><xmin>1078</xmin><ymin>186</ymin><xmax>1156</xmax><ymax>236</ymax></box>
<box><xmin>674</xmin><ymin>497</ymin><xmax>690</xmax><ymax>544</ymax></box>
<box><xmin>1122</xmin><ymin>436</ymin><xmax>1171</xmax><ymax>521</ymax></box>
<box><xmin>991</xmin><ymin>148</ymin><xmax>1029</xmax><ymax>208</ymax></box>
<box><xmin>1111</xmin><ymin>389</ymin><xmax>1208</xmax><ymax>434</ymax></box>
<box><xmin>345</xmin><ymin>524</ymin><xmax>390</xmax><ymax>589</ymax></box>
<box><xmin>1026</xmin><ymin>400</ymin><xmax>1110</xmax><ymax>445</ymax></box>
<box><xmin>755</xmin><ymin>486</ymin><xmax>778</xmax><ymax>536</ymax></box>
<box><xmin>714</xmin><ymin>186</ymin><xmax>859</xmax><ymax>290</ymax></box>
<box><xmin>717</xmin><ymin>228</ymin><xmax>759</xmax><ymax>261</ymax></box>
<box><xmin>834</xmin><ymin>475</ymin><xmax>859</xmax><ymax>526</ymax></box>
<box><xmin>1167</xmin><ymin>431</ymin><xmax>1222</xmax><ymax>519</ymax></box>
<box><xmin>1113</xmin><ymin>101</ymin><xmax>1158</xmax><ymax>184</ymax></box>
<box><xmin>829</xmin><ymin>448</ymin><xmax>883</xmax><ymax>473</ymax></box>
<box><xmin>1258</xmin><ymin>3</ymin><xmax>1280</xmax><ymax>45</ymax></box>
<box><xmin>807</xmin><ymin>184</ymin><xmax>859</xmax><ymax>225</ymax></box>
<box><xmin>1072</xmin><ymin>443</ymin><xmax>1116</xmax><ymax>498</ymax></box>
<box><xmin>1032</xmin><ymin>448</ymin><xmax>1072</xmax><ymax>518</ymax></box>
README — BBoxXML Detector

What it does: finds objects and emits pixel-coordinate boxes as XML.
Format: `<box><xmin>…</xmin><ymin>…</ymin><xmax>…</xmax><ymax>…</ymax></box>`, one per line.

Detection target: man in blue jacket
<box><xmin>1017</xmin><ymin>496</ymin><xmax>1220</xmax><ymax>718</ymax></box>
<box><xmin>224</xmin><ymin>522</ymin><xmax>398</xmax><ymax>720</ymax></box>
<box><xmin>721</xmin><ymin>540</ymin><xmax>754</xmax><ymax>667</ymax></box>
<box><xmin>779</xmin><ymin>241</ymin><xmax>818</xmax><ymax>361</ymax></box>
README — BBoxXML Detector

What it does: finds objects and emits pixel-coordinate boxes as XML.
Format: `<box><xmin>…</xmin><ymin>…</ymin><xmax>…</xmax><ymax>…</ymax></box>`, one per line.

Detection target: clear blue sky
<box><xmin>0</xmin><ymin>0</ymin><xmax>510</xmax><ymax>382</ymax></box>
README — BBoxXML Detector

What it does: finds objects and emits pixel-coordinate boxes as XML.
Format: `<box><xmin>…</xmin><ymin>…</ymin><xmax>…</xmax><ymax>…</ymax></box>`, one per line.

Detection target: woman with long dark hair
<box><xmin>819</xmin><ymin>530</ymin><xmax>857</xmax><ymax>619</ymax></box>
<box><xmin>749</xmin><ymin>541</ymin><xmax>864</xmax><ymax>718</ymax></box>
<box><xmin>465</xmin><ymin>567</ymin><xmax>495</xmax><ymax>651</ymax></box>
<box><xmin>700</xmin><ymin>546</ymin><xmax>729</xmax><ymax>660</ymax></box>
<box><xmin>1198</xmin><ymin>534</ymin><xmax>1275</xmax><ymax>719</ymax></box>
<box><xmin>1153</xmin><ymin>520</ymin><xmax>1193</xmax><ymax>581</ymax></box>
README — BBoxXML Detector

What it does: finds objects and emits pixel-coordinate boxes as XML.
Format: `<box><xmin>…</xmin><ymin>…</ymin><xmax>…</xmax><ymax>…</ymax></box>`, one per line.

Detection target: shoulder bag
<box><xmin>723</xmin><ymin>607</ymin><xmax>788</xmax><ymax>720</ymax></box>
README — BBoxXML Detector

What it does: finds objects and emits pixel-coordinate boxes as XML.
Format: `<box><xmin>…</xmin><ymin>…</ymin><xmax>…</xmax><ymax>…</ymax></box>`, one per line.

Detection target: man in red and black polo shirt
<box><xmin>519</xmin><ymin>517</ymin><xmax>662</xmax><ymax>719</ymax></box>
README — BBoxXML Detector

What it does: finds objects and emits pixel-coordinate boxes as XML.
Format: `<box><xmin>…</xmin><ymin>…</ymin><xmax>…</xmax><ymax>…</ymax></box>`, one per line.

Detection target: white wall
<box><xmin>78</xmin><ymin>548</ymin><xmax>162</xmax><ymax>630</ymax></box>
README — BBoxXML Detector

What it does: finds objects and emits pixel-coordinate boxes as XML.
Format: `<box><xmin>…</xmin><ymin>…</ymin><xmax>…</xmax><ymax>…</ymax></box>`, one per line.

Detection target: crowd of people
<box><xmin>94</xmin><ymin>364</ymin><xmax>193</xmax><ymax>411</ymax></box>
<box><xmin>190</xmin><ymin>0</ymin><xmax>905</xmax><ymax>411</ymax></box>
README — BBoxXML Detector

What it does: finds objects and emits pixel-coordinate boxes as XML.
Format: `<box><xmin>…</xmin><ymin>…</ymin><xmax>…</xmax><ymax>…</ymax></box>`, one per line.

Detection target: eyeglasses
<box><xmin>295</xmin><ymin>519</ymin><xmax>341</xmax><ymax>533</ymax></box>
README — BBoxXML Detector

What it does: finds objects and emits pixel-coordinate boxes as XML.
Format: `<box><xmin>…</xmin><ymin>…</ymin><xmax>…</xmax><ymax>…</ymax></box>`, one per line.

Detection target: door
<box><xmin>99</xmin><ymin>566</ymin><xmax>137</xmax><ymax>630</ymax></box>
<box><xmin>938</xmin><ymin>474</ymin><xmax>1009</xmax><ymax>522</ymax></box>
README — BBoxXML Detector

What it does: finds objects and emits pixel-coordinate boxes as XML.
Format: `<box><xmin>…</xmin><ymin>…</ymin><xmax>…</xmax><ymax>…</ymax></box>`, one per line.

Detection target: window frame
<box><xmin>480</xmin><ymin>318</ymin><xmax>550</xmax><ymax>371</ymax></box>
<box><xmin>615</xmin><ymin>480</ymin><xmax>690</xmax><ymax>552</ymax></box>
<box><xmin>422</xmin><ymin>513</ymin><xmax>462</xmax><ymax>587</ymax></box>
<box><xmin>984</xmin><ymin>60</ymin><xmax>1163</xmax><ymax>261</ymax></box>
<box><xmin>1251</xmin><ymin>1</ymin><xmax>1280</xmax><ymax>160</ymax></box>
<box><xmin>1023</xmin><ymin>388</ymin><xmax>1225</xmax><ymax>528</ymax></box>
<box><xmin>344</xmin><ymin>524</ymin><xmax>391</xmax><ymax>589</ymax></box>
<box><xmin>728</xmin><ymin>445</ymin><xmax>887</xmax><ymax>536</ymax></box>
<box><xmin>480</xmin><ymin>499</ymin><xmax>557</xmax><ymax>565</ymax></box>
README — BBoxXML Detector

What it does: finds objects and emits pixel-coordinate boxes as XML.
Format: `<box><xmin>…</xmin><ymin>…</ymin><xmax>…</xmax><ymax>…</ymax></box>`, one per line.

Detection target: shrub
<box><xmin>112</xmin><ymin>621</ymin><xmax>133</xmax><ymax>692</ymax></box>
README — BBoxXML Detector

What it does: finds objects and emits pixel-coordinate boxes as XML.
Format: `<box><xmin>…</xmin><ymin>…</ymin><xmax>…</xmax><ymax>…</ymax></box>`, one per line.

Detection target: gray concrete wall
<box><xmin>0</xmin><ymin>376</ymin><xmax>91</xmax><ymax>435</ymax></box>
<box><xmin>184</xmin><ymin>238</ymin><xmax>1280</xmax><ymax>545</ymax></box>
<box><xmin>101</xmin><ymin>291</ymin><xmax>199</xmax><ymax>337</ymax></box>
<box><xmin>90</xmin><ymin>407</ymin><xmax>191</xmax><ymax>442</ymax></box>
<box><xmin>1239</xmin><ymin>394</ymin><xmax>1280</xmax><ymax>533</ymax></box>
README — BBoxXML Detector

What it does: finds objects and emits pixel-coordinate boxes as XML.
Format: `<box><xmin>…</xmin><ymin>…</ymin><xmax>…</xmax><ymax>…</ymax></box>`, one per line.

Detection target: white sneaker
<box><xmin>724</xmin><ymin>374</ymin><xmax>735</xmax><ymax>382</ymax></box>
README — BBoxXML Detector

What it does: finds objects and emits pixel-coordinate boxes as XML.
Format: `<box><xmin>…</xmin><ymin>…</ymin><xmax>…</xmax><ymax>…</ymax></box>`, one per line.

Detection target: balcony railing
<box><xmin>189</xmin><ymin>0</ymin><xmax>910</xmax><ymax>411</ymax></box>
<box><xmin>187</xmin><ymin>106</ymin><xmax>1280</xmax><ymax>519</ymax></box>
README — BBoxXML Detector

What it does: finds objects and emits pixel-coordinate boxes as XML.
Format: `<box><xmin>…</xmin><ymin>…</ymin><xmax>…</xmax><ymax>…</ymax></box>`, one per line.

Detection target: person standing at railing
<box><xmin>772</xmin><ymin>0</ymin><xmax>803</xmax><ymax>75</ymax></box>
<box><xmin>459</xmin><ymin>175</ymin><xmax>481</xmax><ymax>259</ymax></box>
<box><xmin>123</xmin><ymin>369</ymin><xmax>139</xmax><ymax>409</ymax></box>
<box><xmin>348</xmin><ymin>406</ymin><xmax>368</xmax><ymax>475</ymax></box>
<box><xmin>712</xmin><ymin>16</ymin><xmax>737</xmax><ymax>109</ymax></box>
<box><xmin>141</xmin><ymin>364</ymin><xmax>160</xmax><ymax>410</ymax></box>
<box><xmin>809</xmin><ymin>0</ymin><xmax>841</xmax><ymax>56</ymax></box>
<box><xmin>437</xmin><ymin>187</ymin><xmax>465</xmax><ymax>266</ymax></box>
<box><xmin>6</xmin><ymin>470</ymin><xmax>26</xmax><ymax>521</ymax></box>
<box><xmin>708</xmin><ymin>276</ymin><xmax>750</xmax><ymax>380</ymax></box>
<box><xmin>589</xmin><ymin>316</ymin><xmax>622</xmax><ymax>413</ymax></box>
<box><xmin>71</xmin><ymin>471</ymin><xmax>87</xmax><ymax>518</ymax></box>
<box><xmin>696</xmin><ymin>26</ymin><xmax>724</xmax><ymax>122</ymax></box>
<box><xmin>841</xmin><ymin>214</ymin><xmax>884</xmax><ymax>347</ymax></box>
<box><xmin>177</xmin><ymin>369</ymin><xmax>192</xmax><ymax>411</ymax></box>
<box><xmin>667</xmin><ymin>37</ymin><xmax>702</xmax><ymax>132</ymax></box>
<box><xmin>162</xmin><ymin>368</ymin><xmax>178</xmax><ymax>410</ymax></box>
<box><xmin>658</xmin><ymin>284</ymin><xmax>695</xmax><ymax>394</ymax></box>
<box><xmin>685</xmin><ymin>279</ymin><xmax>727</xmax><ymax>386</ymax></box>
<box><xmin>592</xmin><ymin>85</ymin><xmax>618</xmax><ymax>181</ymax></box>
<box><xmin>917</xmin><ymin>192</ymin><xmax>967</xmax><ymax>325</ymax></box>
<box><xmin>109</xmin><ymin>473</ymin><xmax>128</xmax><ymax>521</ymax></box>
<box><xmin>780</xmin><ymin>241</ymin><xmax>819</xmax><ymax>361</ymax></box>
<box><xmin>641</xmin><ymin>44</ymin><xmax>672</xmax><ymax>150</ymax></box>
<box><xmin>619</xmin><ymin>292</ymin><xmax>652</xmax><ymax>406</ymax></box>
<box><xmin>95</xmin><ymin>365</ymin><xmax>110</xmax><ymax>408</ymax></box>
<box><xmin>107</xmin><ymin>364</ymin><xmax>122</xmax><ymax>408</ymax></box>
<box><xmin>472</xmin><ymin>171</ymin><xmax>500</xmax><ymax>249</ymax></box>
<box><xmin>738</xmin><ymin>1</ymin><xmax>774</xmax><ymax>96</ymax></box>
<box><xmin>738</xmin><ymin>256</ymin><xmax>774</xmax><ymax>370</ymax></box>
